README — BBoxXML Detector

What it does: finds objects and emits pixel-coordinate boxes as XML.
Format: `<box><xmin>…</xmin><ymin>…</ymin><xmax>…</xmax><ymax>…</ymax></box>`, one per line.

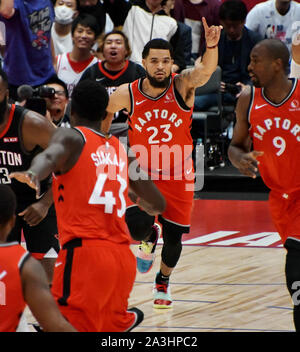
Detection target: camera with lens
<box><xmin>224</xmin><ymin>83</ymin><xmax>241</xmax><ymax>96</ymax></box>
<box><xmin>33</xmin><ymin>85</ymin><xmax>56</xmax><ymax>99</ymax></box>
<box><xmin>17</xmin><ymin>84</ymin><xmax>56</xmax><ymax>116</ymax></box>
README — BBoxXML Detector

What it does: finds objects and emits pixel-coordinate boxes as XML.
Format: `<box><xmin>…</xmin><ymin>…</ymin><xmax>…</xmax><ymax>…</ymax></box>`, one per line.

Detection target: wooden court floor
<box><xmin>25</xmin><ymin>198</ymin><xmax>295</xmax><ymax>332</ymax></box>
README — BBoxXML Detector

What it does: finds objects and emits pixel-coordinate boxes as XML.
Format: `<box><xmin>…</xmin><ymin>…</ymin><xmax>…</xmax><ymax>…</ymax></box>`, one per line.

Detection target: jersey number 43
<box><xmin>88</xmin><ymin>173</ymin><xmax>127</xmax><ymax>218</ymax></box>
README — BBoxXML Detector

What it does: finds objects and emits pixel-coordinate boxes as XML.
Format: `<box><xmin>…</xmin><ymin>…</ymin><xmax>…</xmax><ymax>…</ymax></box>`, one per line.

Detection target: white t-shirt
<box><xmin>51</xmin><ymin>25</ymin><xmax>73</xmax><ymax>56</ymax></box>
<box><xmin>56</xmin><ymin>53</ymin><xmax>98</xmax><ymax>97</ymax></box>
<box><xmin>246</xmin><ymin>0</ymin><xmax>300</xmax><ymax>52</ymax></box>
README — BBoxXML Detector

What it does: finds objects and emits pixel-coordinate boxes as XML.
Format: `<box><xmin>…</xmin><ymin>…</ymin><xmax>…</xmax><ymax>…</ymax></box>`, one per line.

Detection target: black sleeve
<box><xmin>103</xmin><ymin>0</ymin><xmax>132</xmax><ymax>27</ymax></box>
<box><xmin>170</xmin><ymin>25</ymin><xmax>186</xmax><ymax>72</ymax></box>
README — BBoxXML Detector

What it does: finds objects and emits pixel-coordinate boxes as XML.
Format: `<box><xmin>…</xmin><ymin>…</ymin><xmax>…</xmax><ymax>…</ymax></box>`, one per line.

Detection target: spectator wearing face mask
<box><xmin>51</xmin><ymin>0</ymin><xmax>79</xmax><ymax>56</ymax></box>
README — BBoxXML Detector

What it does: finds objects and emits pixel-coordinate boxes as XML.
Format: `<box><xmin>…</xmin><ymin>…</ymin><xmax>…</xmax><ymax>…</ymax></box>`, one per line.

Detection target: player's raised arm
<box><xmin>175</xmin><ymin>17</ymin><xmax>222</xmax><ymax>103</ymax></box>
<box><xmin>103</xmin><ymin>83</ymin><xmax>131</xmax><ymax>133</ymax></box>
<box><xmin>10</xmin><ymin>128</ymin><xmax>84</xmax><ymax>197</ymax></box>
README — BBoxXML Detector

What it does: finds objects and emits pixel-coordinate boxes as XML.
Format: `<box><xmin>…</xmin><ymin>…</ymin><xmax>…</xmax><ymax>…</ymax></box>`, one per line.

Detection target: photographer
<box><xmin>17</xmin><ymin>78</ymin><xmax>70</xmax><ymax>127</ymax></box>
<box><xmin>194</xmin><ymin>0</ymin><xmax>263</xmax><ymax>112</ymax></box>
<box><xmin>43</xmin><ymin>78</ymin><xmax>70</xmax><ymax>127</ymax></box>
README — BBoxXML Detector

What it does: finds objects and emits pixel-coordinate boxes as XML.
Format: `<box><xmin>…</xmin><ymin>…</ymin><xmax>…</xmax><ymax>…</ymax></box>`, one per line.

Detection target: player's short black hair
<box><xmin>71</xmin><ymin>79</ymin><xmax>109</xmax><ymax>121</ymax></box>
<box><xmin>219</xmin><ymin>0</ymin><xmax>248</xmax><ymax>22</ymax></box>
<box><xmin>71</xmin><ymin>13</ymin><xmax>100</xmax><ymax>37</ymax></box>
<box><xmin>0</xmin><ymin>185</ymin><xmax>16</xmax><ymax>225</ymax></box>
<box><xmin>142</xmin><ymin>38</ymin><xmax>174</xmax><ymax>59</ymax></box>
<box><xmin>259</xmin><ymin>38</ymin><xmax>290</xmax><ymax>74</ymax></box>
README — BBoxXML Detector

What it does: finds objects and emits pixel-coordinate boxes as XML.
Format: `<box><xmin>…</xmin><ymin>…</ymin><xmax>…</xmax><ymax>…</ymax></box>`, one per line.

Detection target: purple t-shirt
<box><xmin>0</xmin><ymin>0</ymin><xmax>55</xmax><ymax>86</ymax></box>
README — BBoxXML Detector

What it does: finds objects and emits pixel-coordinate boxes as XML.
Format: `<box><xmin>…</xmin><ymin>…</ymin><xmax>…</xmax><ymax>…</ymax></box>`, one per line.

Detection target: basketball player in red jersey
<box><xmin>105</xmin><ymin>17</ymin><xmax>222</xmax><ymax>308</ymax></box>
<box><xmin>0</xmin><ymin>185</ymin><xmax>76</xmax><ymax>332</ymax></box>
<box><xmin>10</xmin><ymin>80</ymin><xmax>166</xmax><ymax>332</ymax></box>
<box><xmin>228</xmin><ymin>38</ymin><xmax>300</xmax><ymax>331</ymax></box>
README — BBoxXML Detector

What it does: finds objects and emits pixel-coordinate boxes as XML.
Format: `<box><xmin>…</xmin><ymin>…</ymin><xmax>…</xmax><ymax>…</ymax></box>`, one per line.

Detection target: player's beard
<box><xmin>146</xmin><ymin>72</ymin><xmax>171</xmax><ymax>89</ymax></box>
<box><xmin>0</xmin><ymin>96</ymin><xmax>7</xmax><ymax>124</ymax></box>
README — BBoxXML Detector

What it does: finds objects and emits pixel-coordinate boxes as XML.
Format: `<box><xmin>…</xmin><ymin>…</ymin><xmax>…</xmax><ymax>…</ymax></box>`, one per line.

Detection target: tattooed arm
<box><xmin>174</xmin><ymin>17</ymin><xmax>222</xmax><ymax>108</ymax></box>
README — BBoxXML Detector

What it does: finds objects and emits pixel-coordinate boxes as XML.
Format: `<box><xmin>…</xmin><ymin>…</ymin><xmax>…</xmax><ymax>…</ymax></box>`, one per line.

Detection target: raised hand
<box><xmin>202</xmin><ymin>17</ymin><xmax>222</xmax><ymax>48</ymax></box>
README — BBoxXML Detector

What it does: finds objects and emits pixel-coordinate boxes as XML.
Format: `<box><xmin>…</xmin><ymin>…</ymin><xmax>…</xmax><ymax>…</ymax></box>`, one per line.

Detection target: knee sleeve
<box><xmin>161</xmin><ymin>220</ymin><xmax>184</xmax><ymax>268</ymax></box>
<box><xmin>125</xmin><ymin>206</ymin><xmax>155</xmax><ymax>241</ymax></box>
<box><xmin>285</xmin><ymin>238</ymin><xmax>300</xmax><ymax>331</ymax></box>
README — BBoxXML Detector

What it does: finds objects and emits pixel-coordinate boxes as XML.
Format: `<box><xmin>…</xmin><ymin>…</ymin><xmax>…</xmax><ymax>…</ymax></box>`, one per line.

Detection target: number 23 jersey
<box><xmin>249</xmin><ymin>78</ymin><xmax>300</xmax><ymax>193</ymax></box>
<box><xmin>52</xmin><ymin>127</ymin><xmax>130</xmax><ymax>246</ymax></box>
<box><xmin>128</xmin><ymin>74</ymin><xmax>193</xmax><ymax>178</ymax></box>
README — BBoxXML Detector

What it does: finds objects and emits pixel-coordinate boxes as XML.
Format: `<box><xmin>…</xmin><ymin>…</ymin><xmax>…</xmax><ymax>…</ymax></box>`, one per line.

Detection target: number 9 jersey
<box><xmin>52</xmin><ymin>127</ymin><xmax>131</xmax><ymax>247</ymax></box>
<box><xmin>249</xmin><ymin>79</ymin><xmax>300</xmax><ymax>194</ymax></box>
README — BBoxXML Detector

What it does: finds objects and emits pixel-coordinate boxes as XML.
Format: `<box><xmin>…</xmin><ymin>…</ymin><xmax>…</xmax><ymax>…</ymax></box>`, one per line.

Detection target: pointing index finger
<box><xmin>202</xmin><ymin>17</ymin><xmax>209</xmax><ymax>32</ymax></box>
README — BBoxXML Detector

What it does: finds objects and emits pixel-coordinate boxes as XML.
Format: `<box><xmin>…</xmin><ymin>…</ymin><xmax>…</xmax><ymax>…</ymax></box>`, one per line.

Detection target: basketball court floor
<box><xmin>128</xmin><ymin>164</ymin><xmax>294</xmax><ymax>333</ymax></box>
<box><xmin>25</xmin><ymin>164</ymin><xmax>295</xmax><ymax>332</ymax></box>
<box><xmin>130</xmin><ymin>198</ymin><xmax>294</xmax><ymax>332</ymax></box>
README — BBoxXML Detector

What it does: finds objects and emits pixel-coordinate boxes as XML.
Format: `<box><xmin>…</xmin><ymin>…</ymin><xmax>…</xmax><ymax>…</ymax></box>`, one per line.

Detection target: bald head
<box><xmin>254</xmin><ymin>39</ymin><xmax>290</xmax><ymax>74</ymax></box>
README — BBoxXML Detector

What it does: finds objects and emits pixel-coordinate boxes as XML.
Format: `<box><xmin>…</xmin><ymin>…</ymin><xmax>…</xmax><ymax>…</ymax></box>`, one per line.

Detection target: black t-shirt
<box><xmin>80</xmin><ymin>60</ymin><xmax>146</xmax><ymax>123</ymax></box>
<box><xmin>222</xmin><ymin>39</ymin><xmax>242</xmax><ymax>84</ymax></box>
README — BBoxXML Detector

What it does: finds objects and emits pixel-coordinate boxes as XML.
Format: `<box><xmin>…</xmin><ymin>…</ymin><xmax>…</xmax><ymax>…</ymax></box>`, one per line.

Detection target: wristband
<box><xmin>27</xmin><ymin>170</ymin><xmax>37</xmax><ymax>177</ymax></box>
<box><xmin>207</xmin><ymin>45</ymin><xmax>218</xmax><ymax>49</ymax></box>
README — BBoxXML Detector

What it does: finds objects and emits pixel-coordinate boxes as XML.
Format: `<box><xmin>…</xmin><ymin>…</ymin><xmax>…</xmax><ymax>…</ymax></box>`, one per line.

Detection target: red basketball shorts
<box><xmin>127</xmin><ymin>177</ymin><xmax>194</xmax><ymax>227</ymax></box>
<box><xmin>269</xmin><ymin>190</ymin><xmax>300</xmax><ymax>245</ymax></box>
<box><xmin>51</xmin><ymin>238</ymin><xmax>137</xmax><ymax>332</ymax></box>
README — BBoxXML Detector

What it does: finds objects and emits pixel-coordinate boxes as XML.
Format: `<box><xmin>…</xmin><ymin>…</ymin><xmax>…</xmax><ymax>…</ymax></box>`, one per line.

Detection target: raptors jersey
<box><xmin>0</xmin><ymin>243</ymin><xmax>30</xmax><ymax>332</ymax></box>
<box><xmin>52</xmin><ymin>127</ymin><xmax>130</xmax><ymax>246</ymax></box>
<box><xmin>56</xmin><ymin>53</ymin><xmax>98</xmax><ymax>97</ymax></box>
<box><xmin>249</xmin><ymin>79</ymin><xmax>300</xmax><ymax>193</ymax></box>
<box><xmin>128</xmin><ymin>74</ymin><xmax>193</xmax><ymax>179</ymax></box>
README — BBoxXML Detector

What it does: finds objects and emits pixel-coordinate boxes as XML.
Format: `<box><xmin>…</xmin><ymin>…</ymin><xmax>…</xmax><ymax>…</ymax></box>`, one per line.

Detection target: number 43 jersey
<box><xmin>128</xmin><ymin>74</ymin><xmax>193</xmax><ymax>179</ymax></box>
<box><xmin>52</xmin><ymin>127</ymin><xmax>131</xmax><ymax>246</ymax></box>
<box><xmin>249</xmin><ymin>79</ymin><xmax>300</xmax><ymax>193</ymax></box>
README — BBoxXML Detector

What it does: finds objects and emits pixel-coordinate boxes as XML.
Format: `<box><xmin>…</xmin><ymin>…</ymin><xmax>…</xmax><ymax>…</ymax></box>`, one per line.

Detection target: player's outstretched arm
<box><xmin>103</xmin><ymin>83</ymin><xmax>131</xmax><ymax>133</ymax></box>
<box><xmin>21</xmin><ymin>256</ymin><xmax>77</xmax><ymax>332</ymax></box>
<box><xmin>291</xmin><ymin>34</ymin><xmax>300</xmax><ymax>78</ymax></box>
<box><xmin>10</xmin><ymin>128</ymin><xmax>84</xmax><ymax>197</ymax></box>
<box><xmin>292</xmin><ymin>34</ymin><xmax>300</xmax><ymax>65</ymax></box>
<box><xmin>227</xmin><ymin>86</ymin><xmax>263</xmax><ymax>178</ymax></box>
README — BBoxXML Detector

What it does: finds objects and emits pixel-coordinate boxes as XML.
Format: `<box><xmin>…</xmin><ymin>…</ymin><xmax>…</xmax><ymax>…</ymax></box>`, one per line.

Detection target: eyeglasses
<box><xmin>53</xmin><ymin>90</ymin><xmax>66</xmax><ymax>97</ymax></box>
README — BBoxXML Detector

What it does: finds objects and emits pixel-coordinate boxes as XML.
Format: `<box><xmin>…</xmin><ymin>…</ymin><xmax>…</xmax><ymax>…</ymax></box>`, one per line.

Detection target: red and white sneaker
<box><xmin>153</xmin><ymin>276</ymin><xmax>173</xmax><ymax>309</ymax></box>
